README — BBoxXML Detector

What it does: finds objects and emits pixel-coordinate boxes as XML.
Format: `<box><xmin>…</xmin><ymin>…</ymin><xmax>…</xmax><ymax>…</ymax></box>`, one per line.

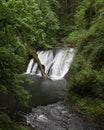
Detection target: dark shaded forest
<box><xmin>0</xmin><ymin>0</ymin><xmax>104</xmax><ymax>129</ymax></box>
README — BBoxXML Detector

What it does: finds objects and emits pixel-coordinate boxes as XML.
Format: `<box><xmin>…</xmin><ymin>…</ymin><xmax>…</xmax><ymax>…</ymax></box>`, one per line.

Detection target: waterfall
<box><xmin>26</xmin><ymin>58</ymin><xmax>34</xmax><ymax>74</ymax></box>
<box><xmin>25</xmin><ymin>48</ymin><xmax>75</xmax><ymax>80</ymax></box>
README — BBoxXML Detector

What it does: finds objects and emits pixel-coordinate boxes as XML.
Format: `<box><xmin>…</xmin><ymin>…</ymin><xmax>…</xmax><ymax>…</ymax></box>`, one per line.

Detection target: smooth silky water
<box><xmin>0</xmin><ymin>48</ymin><xmax>73</xmax><ymax>112</ymax></box>
<box><xmin>25</xmin><ymin>48</ymin><xmax>104</xmax><ymax>130</ymax></box>
<box><xmin>24</xmin><ymin>75</ymin><xmax>67</xmax><ymax>109</ymax></box>
<box><xmin>25</xmin><ymin>48</ymin><xmax>75</xmax><ymax>80</ymax></box>
<box><xmin>24</xmin><ymin>48</ymin><xmax>74</xmax><ymax>110</ymax></box>
<box><xmin>1</xmin><ymin>48</ymin><xmax>103</xmax><ymax>129</ymax></box>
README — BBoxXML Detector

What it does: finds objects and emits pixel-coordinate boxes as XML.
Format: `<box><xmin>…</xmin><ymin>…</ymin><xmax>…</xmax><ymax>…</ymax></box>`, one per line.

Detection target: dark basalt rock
<box><xmin>26</xmin><ymin>101</ymin><xmax>104</xmax><ymax>130</ymax></box>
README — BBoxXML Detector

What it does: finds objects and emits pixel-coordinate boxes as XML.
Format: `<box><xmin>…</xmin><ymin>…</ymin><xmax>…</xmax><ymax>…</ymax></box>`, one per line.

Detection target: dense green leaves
<box><xmin>0</xmin><ymin>0</ymin><xmax>104</xmax><ymax>127</ymax></box>
<box><xmin>67</xmin><ymin>0</ymin><xmax>104</xmax><ymax>116</ymax></box>
<box><xmin>0</xmin><ymin>0</ymin><xmax>59</xmax><ymax>49</ymax></box>
<box><xmin>35</xmin><ymin>0</ymin><xmax>59</xmax><ymax>47</ymax></box>
<box><xmin>0</xmin><ymin>0</ymin><xmax>60</xmax><ymax>106</ymax></box>
<box><xmin>0</xmin><ymin>0</ymin><xmax>59</xmax><ymax>128</ymax></box>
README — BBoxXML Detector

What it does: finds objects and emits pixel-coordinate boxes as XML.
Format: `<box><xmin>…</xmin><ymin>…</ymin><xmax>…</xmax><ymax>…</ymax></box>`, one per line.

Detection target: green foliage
<box><xmin>57</xmin><ymin>0</ymin><xmax>82</xmax><ymax>44</ymax></box>
<box><xmin>0</xmin><ymin>0</ymin><xmax>59</xmax><ymax>128</ymax></box>
<box><xmin>67</xmin><ymin>94</ymin><xmax>104</xmax><ymax>116</ymax></box>
<box><xmin>0</xmin><ymin>0</ymin><xmax>59</xmax><ymax>49</ymax></box>
<box><xmin>67</xmin><ymin>0</ymin><xmax>104</xmax><ymax>116</ymax></box>
<box><xmin>0</xmin><ymin>0</ymin><xmax>60</xmax><ymax>106</ymax></box>
<box><xmin>35</xmin><ymin>0</ymin><xmax>60</xmax><ymax>46</ymax></box>
<box><xmin>0</xmin><ymin>46</ymin><xmax>31</xmax><ymax>106</ymax></box>
<box><xmin>0</xmin><ymin>114</ymin><xmax>27</xmax><ymax>130</ymax></box>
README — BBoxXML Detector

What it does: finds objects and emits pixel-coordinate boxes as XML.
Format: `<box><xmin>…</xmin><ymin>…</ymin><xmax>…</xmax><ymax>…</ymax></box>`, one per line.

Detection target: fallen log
<box><xmin>29</xmin><ymin>48</ymin><xmax>46</xmax><ymax>77</ymax></box>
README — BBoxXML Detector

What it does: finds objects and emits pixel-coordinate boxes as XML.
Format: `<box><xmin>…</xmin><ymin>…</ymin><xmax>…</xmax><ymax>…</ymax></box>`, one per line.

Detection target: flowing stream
<box><xmin>24</xmin><ymin>48</ymin><xmax>104</xmax><ymax>130</ymax></box>
<box><xmin>0</xmin><ymin>48</ymin><xmax>103</xmax><ymax>130</ymax></box>
<box><xmin>25</xmin><ymin>75</ymin><xmax>67</xmax><ymax>109</ymax></box>
<box><xmin>26</xmin><ymin>101</ymin><xmax>104</xmax><ymax>130</ymax></box>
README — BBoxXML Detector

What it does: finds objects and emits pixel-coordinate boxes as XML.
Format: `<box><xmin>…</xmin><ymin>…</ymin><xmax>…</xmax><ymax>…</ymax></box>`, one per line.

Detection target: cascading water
<box><xmin>25</xmin><ymin>48</ymin><xmax>75</xmax><ymax>80</ymax></box>
<box><xmin>26</xmin><ymin>58</ymin><xmax>34</xmax><ymax>74</ymax></box>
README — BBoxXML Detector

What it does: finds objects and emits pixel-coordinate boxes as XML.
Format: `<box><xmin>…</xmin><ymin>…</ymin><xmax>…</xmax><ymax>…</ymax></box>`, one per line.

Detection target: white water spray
<box><xmin>26</xmin><ymin>48</ymin><xmax>75</xmax><ymax>80</ymax></box>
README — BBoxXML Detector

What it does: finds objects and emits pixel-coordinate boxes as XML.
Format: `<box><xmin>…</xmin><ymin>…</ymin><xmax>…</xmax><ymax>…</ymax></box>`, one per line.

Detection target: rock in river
<box><xmin>26</xmin><ymin>101</ymin><xmax>104</xmax><ymax>130</ymax></box>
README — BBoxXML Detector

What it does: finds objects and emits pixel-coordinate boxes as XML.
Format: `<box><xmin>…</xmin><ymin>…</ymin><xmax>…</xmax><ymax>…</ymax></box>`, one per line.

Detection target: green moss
<box><xmin>67</xmin><ymin>93</ymin><xmax>104</xmax><ymax>117</ymax></box>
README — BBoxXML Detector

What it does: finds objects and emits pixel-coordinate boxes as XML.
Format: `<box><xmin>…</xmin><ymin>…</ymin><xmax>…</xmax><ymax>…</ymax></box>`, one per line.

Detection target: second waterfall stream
<box><xmin>26</xmin><ymin>48</ymin><xmax>75</xmax><ymax>80</ymax></box>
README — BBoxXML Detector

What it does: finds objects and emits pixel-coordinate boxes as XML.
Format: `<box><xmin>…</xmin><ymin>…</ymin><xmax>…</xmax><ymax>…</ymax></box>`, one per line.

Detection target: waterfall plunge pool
<box><xmin>0</xmin><ymin>47</ymin><xmax>104</xmax><ymax>130</ymax></box>
<box><xmin>25</xmin><ymin>75</ymin><xmax>67</xmax><ymax>109</ymax></box>
<box><xmin>0</xmin><ymin>75</ymin><xmax>67</xmax><ymax>113</ymax></box>
<box><xmin>24</xmin><ymin>76</ymin><xmax>104</xmax><ymax>130</ymax></box>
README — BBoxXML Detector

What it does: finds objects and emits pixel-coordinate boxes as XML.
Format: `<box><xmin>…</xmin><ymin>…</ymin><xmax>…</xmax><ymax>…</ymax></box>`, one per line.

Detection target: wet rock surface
<box><xmin>26</xmin><ymin>101</ymin><xmax>104</xmax><ymax>130</ymax></box>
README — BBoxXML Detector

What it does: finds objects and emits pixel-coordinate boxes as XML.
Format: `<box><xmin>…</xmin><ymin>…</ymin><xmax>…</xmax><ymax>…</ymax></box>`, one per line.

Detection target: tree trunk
<box><xmin>29</xmin><ymin>48</ymin><xmax>46</xmax><ymax>77</ymax></box>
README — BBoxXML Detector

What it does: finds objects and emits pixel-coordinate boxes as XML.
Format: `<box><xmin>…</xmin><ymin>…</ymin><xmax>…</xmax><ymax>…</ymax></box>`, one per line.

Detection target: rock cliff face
<box><xmin>26</xmin><ymin>101</ymin><xmax>104</xmax><ymax>130</ymax></box>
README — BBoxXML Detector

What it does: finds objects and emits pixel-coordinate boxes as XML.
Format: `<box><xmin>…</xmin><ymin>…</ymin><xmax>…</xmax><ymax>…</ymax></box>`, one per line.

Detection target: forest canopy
<box><xmin>0</xmin><ymin>0</ymin><xmax>60</xmax><ymax>106</ymax></box>
<box><xmin>0</xmin><ymin>0</ymin><xmax>60</xmax><ymax>129</ymax></box>
<box><xmin>66</xmin><ymin>0</ymin><xmax>104</xmax><ymax>116</ymax></box>
<box><xmin>0</xmin><ymin>0</ymin><xmax>104</xmax><ymax>129</ymax></box>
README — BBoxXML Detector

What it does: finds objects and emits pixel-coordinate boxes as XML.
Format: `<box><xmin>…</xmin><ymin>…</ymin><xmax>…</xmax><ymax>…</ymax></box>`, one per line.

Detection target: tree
<box><xmin>0</xmin><ymin>0</ymin><xmax>59</xmax><ymax>129</ymax></box>
<box><xmin>0</xmin><ymin>0</ymin><xmax>60</xmax><ymax>106</ymax></box>
<box><xmin>67</xmin><ymin>0</ymin><xmax>104</xmax><ymax>116</ymax></box>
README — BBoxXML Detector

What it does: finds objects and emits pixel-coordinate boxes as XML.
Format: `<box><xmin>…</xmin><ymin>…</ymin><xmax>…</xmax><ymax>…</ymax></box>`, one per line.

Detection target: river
<box><xmin>25</xmin><ymin>75</ymin><xmax>104</xmax><ymax>130</ymax></box>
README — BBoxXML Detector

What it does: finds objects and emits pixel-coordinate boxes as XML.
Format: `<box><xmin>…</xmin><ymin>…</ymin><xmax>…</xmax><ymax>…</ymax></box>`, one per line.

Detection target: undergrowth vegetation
<box><xmin>0</xmin><ymin>0</ymin><xmax>104</xmax><ymax>129</ymax></box>
<box><xmin>67</xmin><ymin>0</ymin><xmax>104</xmax><ymax>118</ymax></box>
